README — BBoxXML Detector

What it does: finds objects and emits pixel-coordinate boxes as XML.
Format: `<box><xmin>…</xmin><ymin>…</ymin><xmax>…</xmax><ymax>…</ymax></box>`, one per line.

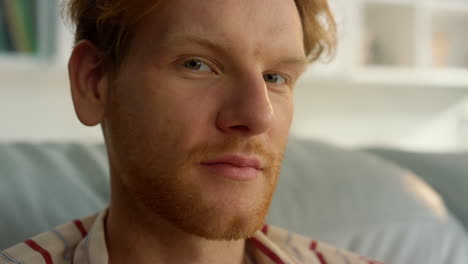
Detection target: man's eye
<box><xmin>263</xmin><ymin>73</ymin><xmax>286</xmax><ymax>84</ymax></box>
<box><xmin>183</xmin><ymin>59</ymin><xmax>212</xmax><ymax>72</ymax></box>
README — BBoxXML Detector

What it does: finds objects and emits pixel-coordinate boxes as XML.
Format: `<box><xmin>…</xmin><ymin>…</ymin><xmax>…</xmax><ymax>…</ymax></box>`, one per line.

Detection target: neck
<box><xmin>105</xmin><ymin>177</ymin><xmax>249</xmax><ymax>264</ymax></box>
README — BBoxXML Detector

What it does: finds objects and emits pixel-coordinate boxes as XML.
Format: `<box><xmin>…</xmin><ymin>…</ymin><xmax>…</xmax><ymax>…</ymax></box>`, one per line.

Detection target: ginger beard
<box><xmin>117</xmin><ymin>137</ymin><xmax>284</xmax><ymax>240</ymax></box>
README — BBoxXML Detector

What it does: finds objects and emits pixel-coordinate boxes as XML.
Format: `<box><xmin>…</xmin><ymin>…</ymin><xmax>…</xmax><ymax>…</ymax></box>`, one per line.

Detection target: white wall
<box><xmin>0</xmin><ymin>68</ymin><xmax>102</xmax><ymax>143</ymax></box>
<box><xmin>291</xmin><ymin>80</ymin><xmax>468</xmax><ymax>151</ymax></box>
<box><xmin>0</xmin><ymin>18</ymin><xmax>103</xmax><ymax>143</ymax></box>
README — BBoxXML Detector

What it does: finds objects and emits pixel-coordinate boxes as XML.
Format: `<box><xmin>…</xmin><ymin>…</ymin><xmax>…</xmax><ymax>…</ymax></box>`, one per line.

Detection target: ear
<box><xmin>68</xmin><ymin>40</ymin><xmax>109</xmax><ymax>126</ymax></box>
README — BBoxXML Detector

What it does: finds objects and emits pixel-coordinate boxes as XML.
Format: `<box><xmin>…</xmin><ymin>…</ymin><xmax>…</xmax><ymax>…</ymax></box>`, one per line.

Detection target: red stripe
<box><xmin>24</xmin><ymin>239</ymin><xmax>53</xmax><ymax>264</ymax></box>
<box><xmin>315</xmin><ymin>252</ymin><xmax>327</xmax><ymax>264</ymax></box>
<box><xmin>73</xmin><ymin>219</ymin><xmax>88</xmax><ymax>238</ymax></box>
<box><xmin>309</xmin><ymin>240</ymin><xmax>327</xmax><ymax>264</ymax></box>
<box><xmin>249</xmin><ymin>237</ymin><xmax>286</xmax><ymax>264</ymax></box>
<box><xmin>261</xmin><ymin>224</ymin><xmax>269</xmax><ymax>235</ymax></box>
<box><xmin>310</xmin><ymin>240</ymin><xmax>317</xmax><ymax>250</ymax></box>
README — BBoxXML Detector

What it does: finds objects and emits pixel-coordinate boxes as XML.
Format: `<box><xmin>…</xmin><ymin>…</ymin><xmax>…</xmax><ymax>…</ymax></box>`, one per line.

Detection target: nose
<box><xmin>215</xmin><ymin>72</ymin><xmax>274</xmax><ymax>137</ymax></box>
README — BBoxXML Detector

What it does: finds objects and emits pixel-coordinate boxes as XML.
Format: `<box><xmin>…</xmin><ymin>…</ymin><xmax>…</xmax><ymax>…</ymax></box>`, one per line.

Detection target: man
<box><xmin>1</xmin><ymin>0</ymin><xmax>383</xmax><ymax>263</ymax></box>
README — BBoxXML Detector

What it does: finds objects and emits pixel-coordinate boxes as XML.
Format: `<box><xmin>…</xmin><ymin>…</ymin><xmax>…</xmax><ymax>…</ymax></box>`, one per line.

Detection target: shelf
<box><xmin>427</xmin><ymin>1</ymin><xmax>468</xmax><ymax>14</ymax></box>
<box><xmin>363</xmin><ymin>0</ymin><xmax>418</xmax><ymax>7</ymax></box>
<box><xmin>362</xmin><ymin>2</ymin><xmax>417</xmax><ymax>67</ymax></box>
<box><xmin>0</xmin><ymin>53</ymin><xmax>54</xmax><ymax>70</ymax></box>
<box><xmin>430</xmin><ymin>4</ymin><xmax>468</xmax><ymax>68</ymax></box>
<box><xmin>349</xmin><ymin>67</ymin><xmax>468</xmax><ymax>89</ymax></box>
<box><xmin>0</xmin><ymin>0</ymin><xmax>57</xmax><ymax>65</ymax></box>
<box><xmin>299</xmin><ymin>64</ymin><xmax>468</xmax><ymax>89</ymax></box>
<box><xmin>0</xmin><ymin>66</ymin><xmax>68</xmax><ymax>91</ymax></box>
<box><xmin>364</xmin><ymin>0</ymin><xmax>468</xmax><ymax>11</ymax></box>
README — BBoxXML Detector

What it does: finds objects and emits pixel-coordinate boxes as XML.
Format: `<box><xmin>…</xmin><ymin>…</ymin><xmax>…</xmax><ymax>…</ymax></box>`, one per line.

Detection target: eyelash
<box><xmin>181</xmin><ymin>56</ymin><xmax>219</xmax><ymax>73</ymax></box>
<box><xmin>263</xmin><ymin>72</ymin><xmax>290</xmax><ymax>85</ymax></box>
<box><xmin>179</xmin><ymin>56</ymin><xmax>291</xmax><ymax>85</ymax></box>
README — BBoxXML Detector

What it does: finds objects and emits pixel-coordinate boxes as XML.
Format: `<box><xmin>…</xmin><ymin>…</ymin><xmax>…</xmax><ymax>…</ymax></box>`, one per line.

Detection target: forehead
<box><xmin>135</xmin><ymin>0</ymin><xmax>304</xmax><ymax>58</ymax></box>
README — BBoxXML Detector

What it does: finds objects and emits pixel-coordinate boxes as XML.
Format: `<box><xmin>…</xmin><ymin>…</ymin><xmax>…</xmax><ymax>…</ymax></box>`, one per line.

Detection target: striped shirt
<box><xmin>0</xmin><ymin>210</ymin><xmax>384</xmax><ymax>264</ymax></box>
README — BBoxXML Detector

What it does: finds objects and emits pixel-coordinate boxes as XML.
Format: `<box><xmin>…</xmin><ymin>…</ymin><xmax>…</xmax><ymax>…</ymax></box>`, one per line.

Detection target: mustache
<box><xmin>183</xmin><ymin>137</ymin><xmax>279</xmax><ymax>168</ymax></box>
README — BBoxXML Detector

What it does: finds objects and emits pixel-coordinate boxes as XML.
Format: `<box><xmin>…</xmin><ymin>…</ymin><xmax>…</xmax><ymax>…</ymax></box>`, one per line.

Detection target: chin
<box><xmin>118</xmin><ymin>138</ymin><xmax>282</xmax><ymax>240</ymax></box>
<box><xmin>124</xmin><ymin>171</ymin><xmax>275</xmax><ymax>241</ymax></box>
<box><xmin>187</xmin><ymin>218</ymin><xmax>262</xmax><ymax>241</ymax></box>
<box><xmin>172</xmin><ymin>201</ymin><xmax>271</xmax><ymax>241</ymax></box>
<box><xmin>149</xmin><ymin>185</ymin><xmax>274</xmax><ymax>240</ymax></box>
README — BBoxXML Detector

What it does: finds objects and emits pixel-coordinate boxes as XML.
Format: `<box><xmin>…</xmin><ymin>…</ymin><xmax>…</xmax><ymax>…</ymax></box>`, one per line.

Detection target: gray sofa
<box><xmin>1</xmin><ymin>138</ymin><xmax>467</xmax><ymax>263</ymax></box>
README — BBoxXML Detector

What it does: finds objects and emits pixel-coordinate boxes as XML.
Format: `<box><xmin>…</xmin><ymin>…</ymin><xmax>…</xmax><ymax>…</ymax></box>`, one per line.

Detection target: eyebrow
<box><xmin>159</xmin><ymin>33</ymin><xmax>308</xmax><ymax>68</ymax></box>
<box><xmin>158</xmin><ymin>34</ymin><xmax>234</xmax><ymax>54</ymax></box>
<box><xmin>276</xmin><ymin>56</ymin><xmax>308</xmax><ymax>69</ymax></box>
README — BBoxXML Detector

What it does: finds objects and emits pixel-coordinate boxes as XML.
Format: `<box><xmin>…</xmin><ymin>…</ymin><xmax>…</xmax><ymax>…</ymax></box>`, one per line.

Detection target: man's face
<box><xmin>103</xmin><ymin>0</ymin><xmax>306</xmax><ymax>240</ymax></box>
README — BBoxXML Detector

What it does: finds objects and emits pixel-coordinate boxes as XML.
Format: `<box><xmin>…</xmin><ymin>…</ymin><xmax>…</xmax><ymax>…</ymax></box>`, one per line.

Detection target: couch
<box><xmin>1</xmin><ymin>138</ymin><xmax>467</xmax><ymax>263</ymax></box>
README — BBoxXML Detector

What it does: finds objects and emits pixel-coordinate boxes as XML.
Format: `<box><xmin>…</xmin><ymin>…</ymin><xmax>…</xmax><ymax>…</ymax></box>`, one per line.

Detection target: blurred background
<box><xmin>0</xmin><ymin>0</ymin><xmax>467</xmax><ymax>151</ymax></box>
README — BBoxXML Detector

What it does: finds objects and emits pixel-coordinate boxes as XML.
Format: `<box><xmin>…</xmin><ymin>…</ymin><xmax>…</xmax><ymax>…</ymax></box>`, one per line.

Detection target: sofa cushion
<box><xmin>0</xmin><ymin>143</ymin><xmax>109</xmax><ymax>250</ymax></box>
<box><xmin>364</xmin><ymin>147</ymin><xmax>468</xmax><ymax>231</ymax></box>
<box><xmin>267</xmin><ymin>139</ymin><xmax>468</xmax><ymax>263</ymax></box>
<box><xmin>1</xmin><ymin>139</ymin><xmax>468</xmax><ymax>264</ymax></box>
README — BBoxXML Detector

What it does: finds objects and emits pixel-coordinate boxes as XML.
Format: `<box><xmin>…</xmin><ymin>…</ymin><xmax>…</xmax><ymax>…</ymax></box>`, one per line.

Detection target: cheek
<box><xmin>116</xmin><ymin>72</ymin><xmax>217</xmax><ymax>152</ymax></box>
<box><xmin>274</xmin><ymin>94</ymin><xmax>294</xmax><ymax>126</ymax></box>
<box><xmin>269</xmin><ymin>97</ymin><xmax>294</xmax><ymax>147</ymax></box>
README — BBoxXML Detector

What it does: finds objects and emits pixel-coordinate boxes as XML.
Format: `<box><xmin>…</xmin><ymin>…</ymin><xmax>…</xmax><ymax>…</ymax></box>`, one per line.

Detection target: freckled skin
<box><xmin>71</xmin><ymin>0</ymin><xmax>306</xmax><ymax>263</ymax></box>
<box><xmin>103</xmin><ymin>0</ymin><xmax>305</xmax><ymax>241</ymax></box>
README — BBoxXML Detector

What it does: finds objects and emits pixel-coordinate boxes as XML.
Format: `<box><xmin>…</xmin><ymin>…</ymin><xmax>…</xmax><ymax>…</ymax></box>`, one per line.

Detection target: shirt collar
<box><xmin>73</xmin><ymin>209</ymin><xmax>293</xmax><ymax>264</ymax></box>
<box><xmin>73</xmin><ymin>209</ymin><xmax>108</xmax><ymax>264</ymax></box>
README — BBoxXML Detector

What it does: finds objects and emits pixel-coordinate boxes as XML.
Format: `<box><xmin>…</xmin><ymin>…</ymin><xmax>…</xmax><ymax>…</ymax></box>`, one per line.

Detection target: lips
<box><xmin>200</xmin><ymin>154</ymin><xmax>263</xmax><ymax>181</ymax></box>
<box><xmin>200</xmin><ymin>155</ymin><xmax>262</xmax><ymax>170</ymax></box>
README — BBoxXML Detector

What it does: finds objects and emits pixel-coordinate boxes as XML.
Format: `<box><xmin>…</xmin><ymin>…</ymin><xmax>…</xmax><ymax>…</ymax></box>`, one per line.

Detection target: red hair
<box><xmin>65</xmin><ymin>0</ymin><xmax>336</xmax><ymax>72</ymax></box>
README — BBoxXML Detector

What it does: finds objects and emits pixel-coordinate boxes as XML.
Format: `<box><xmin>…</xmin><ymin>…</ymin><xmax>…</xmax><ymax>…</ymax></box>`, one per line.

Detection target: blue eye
<box><xmin>263</xmin><ymin>73</ymin><xmax>286</xmax><ymax>84</ymax></box>
<box><xmin>183</xmin><ymin>59</ymin><xmax>212</xmax><ymax>72</ymax></box>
